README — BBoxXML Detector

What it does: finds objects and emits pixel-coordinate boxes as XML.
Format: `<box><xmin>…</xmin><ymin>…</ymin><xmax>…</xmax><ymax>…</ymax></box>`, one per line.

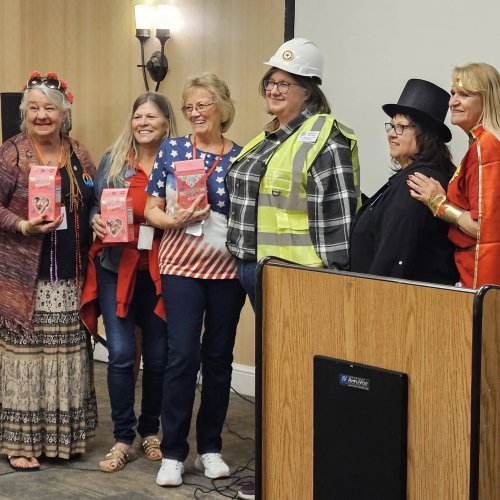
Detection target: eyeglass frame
<box><xmin>181</xmin><ymin>102</ymin><xmax>215</xmax><ymax>114</ymax></box>
<box><xmin>27</xmin><ymin>76</ymin><xmax>64</xmax><ymax>92</ymax></box>
<box><xmin>384</xmin><ymin>122</ymin><xmax>416</xmax><ymax>135</ymax></box>
<box><xmin>263</xmin><ymin>79</ymin><xmax>303</xmax><ymax>94</ymax></box>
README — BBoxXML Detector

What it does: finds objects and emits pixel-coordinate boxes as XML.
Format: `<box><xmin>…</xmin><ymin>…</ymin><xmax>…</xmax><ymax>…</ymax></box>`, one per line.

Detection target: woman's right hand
<box><xmin>171</xmin><ymin>194</ymin><xmax>210</xmax><ymax>229</ymax></box>
<box><xmin>91</xmin><ymin>213</ymin><xmax>107</xmax><ymax>240</ymax></box>
<box><xmin>407</xmin><ymin>172</ymin><xmax>446</xmax><ymax>207</ymax></box>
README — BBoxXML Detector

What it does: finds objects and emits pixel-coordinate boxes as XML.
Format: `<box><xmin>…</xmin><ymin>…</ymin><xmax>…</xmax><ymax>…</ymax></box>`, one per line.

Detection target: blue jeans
<box><xmin>237</xmin><ymin>259</ymin><xmax>257</xmax><ymax>311</ymax></box>
<box><xmin>96</xmin><ymin>261</ymin><xmax>168</xmax><ymax>444</ymax></box>
<box><xmin>160</xmin><ymin>274</ymin><xmax>246</xmax><ymax>461</ymax></box>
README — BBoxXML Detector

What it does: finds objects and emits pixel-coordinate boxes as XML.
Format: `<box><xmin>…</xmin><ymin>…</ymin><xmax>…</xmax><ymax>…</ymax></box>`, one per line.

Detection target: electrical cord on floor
<box><xmin>191</xmin><ymin>367</ymin><xmax>256</xmax><ymax>498</ymax></box>
<box><xmin>229</xmin><ymin>384</ymin><xmax>255</xmax><ymax>406</ymax></box>
<box><xmin>184</xmin><ymin>456</ymin><xmax>255</xmax><ymax>499</ymax></box>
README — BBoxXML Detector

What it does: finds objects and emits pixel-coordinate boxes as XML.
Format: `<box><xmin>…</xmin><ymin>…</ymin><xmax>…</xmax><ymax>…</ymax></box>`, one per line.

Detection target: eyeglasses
<box><xmin>27</xmin><ymin>76</ymin><xmax>64</xmax><ymax>92</ymax></box>
<box><xmin>181</xmin><ymin>102</ymin><xmax>215</xmax><ymax>114</ymax></box>
<box><xmin>263</xmin><ymin>79</ymin><xmax>302</xmax><ymax>94</ymax></box>
<box><xmin>385</xmin><ymin>123</ymin><xmax>415</xmax><ymax>135</ymax></box>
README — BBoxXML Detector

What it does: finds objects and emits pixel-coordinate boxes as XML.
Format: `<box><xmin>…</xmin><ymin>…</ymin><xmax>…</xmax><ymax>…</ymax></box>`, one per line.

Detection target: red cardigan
<box><xmin>80</xmin><ymin>237</ymin><xmax>165</xmax><ymax>341</ymax></box>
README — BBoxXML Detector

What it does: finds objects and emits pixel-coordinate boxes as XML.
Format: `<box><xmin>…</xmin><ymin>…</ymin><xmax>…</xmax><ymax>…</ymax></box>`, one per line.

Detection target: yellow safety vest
<box><xmin>235</xmin><ymin>114</ymin><xmax>360</xmax><ymax>267</ymax></box>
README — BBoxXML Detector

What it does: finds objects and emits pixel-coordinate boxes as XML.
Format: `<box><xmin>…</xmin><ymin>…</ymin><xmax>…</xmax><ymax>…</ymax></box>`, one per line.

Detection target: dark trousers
<box><xmin>237</xmin><ymin>259</ymin><xmax>257</xmax><ymax>311</ymax></box>
<box><xmin>97</xmin><ymin>262</ymin><xmax>168</xmax><ymax>444</ymax></box>
<box><xmin>160</xmin><ymin>274</ymin><xmax>246</xmax><ymax>461</ymax></box>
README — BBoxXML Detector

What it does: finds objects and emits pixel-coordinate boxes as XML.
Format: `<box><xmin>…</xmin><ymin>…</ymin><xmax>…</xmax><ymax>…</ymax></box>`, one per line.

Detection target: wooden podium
<box><xmin>255</xmin><ymin>258</ymin><xmax>499</xmax><ymax>499</ymax></box>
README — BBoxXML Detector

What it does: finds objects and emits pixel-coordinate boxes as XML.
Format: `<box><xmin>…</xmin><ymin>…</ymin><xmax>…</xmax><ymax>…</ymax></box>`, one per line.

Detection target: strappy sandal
<box><xmin>99</xmin><ymin>445</ymin><xmax>138</xmax><ymax>473</ymax></box>
<box><xmin>141</xmin><ymin>436</ymin><xmax>162</xmax><ymax>461</ymax></box>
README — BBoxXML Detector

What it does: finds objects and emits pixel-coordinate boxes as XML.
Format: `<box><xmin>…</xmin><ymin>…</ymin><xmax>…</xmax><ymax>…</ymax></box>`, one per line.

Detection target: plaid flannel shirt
<box><xmin>226</xmin><ymin>108</ymin><xmax>357</xmax><ymax>269</ymax></box>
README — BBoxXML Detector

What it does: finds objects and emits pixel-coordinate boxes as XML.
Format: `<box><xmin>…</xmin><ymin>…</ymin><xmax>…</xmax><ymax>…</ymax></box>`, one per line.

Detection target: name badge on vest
<box><xmin>297</xmin><ymin>130</ymin><xmax>320</xmax><ymax>143</ymax></box>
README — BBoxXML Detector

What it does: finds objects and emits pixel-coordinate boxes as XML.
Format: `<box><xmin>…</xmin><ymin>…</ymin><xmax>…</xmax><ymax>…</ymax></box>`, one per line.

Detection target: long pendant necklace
<box><xmin>30</xmin><ymin>137</ymin><xmax>83</xmax><ymax>286</ymax></box>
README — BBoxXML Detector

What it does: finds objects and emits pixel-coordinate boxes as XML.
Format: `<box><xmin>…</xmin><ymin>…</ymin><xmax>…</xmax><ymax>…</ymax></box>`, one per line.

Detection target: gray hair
<box><xmin>19</xmin><ymin>84</ymin><xmax>72</xmax><ymax>134</ymax></box>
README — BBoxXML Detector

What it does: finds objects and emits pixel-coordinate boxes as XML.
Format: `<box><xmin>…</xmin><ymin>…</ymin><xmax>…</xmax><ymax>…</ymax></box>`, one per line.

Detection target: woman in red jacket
<box><xmin>408</xmin><ymin>63</ymin><xmax>500</xmax><ymax>288</ymax></box>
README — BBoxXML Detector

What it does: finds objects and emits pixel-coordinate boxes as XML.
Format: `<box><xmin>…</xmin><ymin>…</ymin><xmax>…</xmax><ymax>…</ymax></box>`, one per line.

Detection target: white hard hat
<box><xmin>264</xmin><ymin>38</ymin><xmax>324</xmax><ymax>83</ymax></box>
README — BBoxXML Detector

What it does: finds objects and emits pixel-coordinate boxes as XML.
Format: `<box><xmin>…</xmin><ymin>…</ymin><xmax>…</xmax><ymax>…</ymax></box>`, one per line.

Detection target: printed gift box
<box><xmin>28</xmin><ymin>166</ymin><xmax>61</xmax><ymax>221</ymax></box>
<box><xmin>174</xmin><ymin>159</ymin><xmax>208</xmax><ymax>209</ymax></box>
<box><xmin>100</xmin><ymin>188</ymin><xmax>134</xmax><ymax>243</ymax></box>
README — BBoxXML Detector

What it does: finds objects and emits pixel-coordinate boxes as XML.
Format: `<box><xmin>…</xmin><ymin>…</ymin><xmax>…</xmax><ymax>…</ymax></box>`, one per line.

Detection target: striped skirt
<box><xmin>0</xmin><ymin>279</ymin><xmax>98</xmax><ymax>459</ymax></box>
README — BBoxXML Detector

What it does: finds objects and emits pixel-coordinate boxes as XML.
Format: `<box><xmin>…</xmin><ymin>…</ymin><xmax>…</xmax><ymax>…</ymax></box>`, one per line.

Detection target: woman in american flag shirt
<box><xmin>145</xmin><ymin>73</ymin><xmax>246</xmax><ymax>488</ymax></box>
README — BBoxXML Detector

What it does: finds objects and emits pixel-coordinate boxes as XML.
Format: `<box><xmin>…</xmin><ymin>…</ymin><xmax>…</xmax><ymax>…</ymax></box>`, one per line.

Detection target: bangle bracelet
<box><xmin>428</xmin><ymin>194</ymin><xmax>464</xmax><ymax>226</ymax></box>
<box><xmin>437</xmin><ymin>201</ymin><xmax>465</xmax><ymax>226</ymax></box>
<box><xmin>18</xmin><ymin>220</ymin><xmax>30</xmax><ymax>236</ymax></box>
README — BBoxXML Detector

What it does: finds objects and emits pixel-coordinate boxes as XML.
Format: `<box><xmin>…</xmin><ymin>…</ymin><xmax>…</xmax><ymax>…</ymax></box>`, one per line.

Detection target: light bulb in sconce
<box><xmin>135</xmin><ymin>4</ymin><xmax>182</xmax><ymax>91</ymax></box>
<box><xmin>134</xmin><ymin>5</ymin><xmax>153</xmax><ymax>38</ymax></box>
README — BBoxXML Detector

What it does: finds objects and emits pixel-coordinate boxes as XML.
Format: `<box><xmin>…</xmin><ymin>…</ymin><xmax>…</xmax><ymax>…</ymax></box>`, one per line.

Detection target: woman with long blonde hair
<box><xmin>81</xmin><ymin>91</ymin><xmax>177</xmax><ymax>472</ymax></box>
<box><xmin>408</xmin><ymin>62</ymin><xmax>500</xmax><ymax>287</ymax></box>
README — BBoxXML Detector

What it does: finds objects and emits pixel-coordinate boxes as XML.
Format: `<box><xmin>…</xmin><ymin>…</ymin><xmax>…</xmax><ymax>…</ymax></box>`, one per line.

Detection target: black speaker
<box><xmin>314</xmin><ymin>356</ymin><xmax>408</xmax><ymax>500</ymax></box>
<box><xmin>1</xmin><ymin>92</ymin><xmax>23</xmax><ymax>142</ymax></box>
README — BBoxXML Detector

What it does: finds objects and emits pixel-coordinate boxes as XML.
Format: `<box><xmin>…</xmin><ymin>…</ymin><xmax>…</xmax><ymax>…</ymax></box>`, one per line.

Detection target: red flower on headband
<box><xmin>29</xmin><ymin>71</ymin><xmax>41</xmax><ymax>79</ymax></box>
<box><xmin>66</xmin><ymin>92</ymin><xmax>74</xmax><ymax>104</ymax></box>
<box><xmin>59</xmin><ymin>79</ymin><xmax>68</xmax><ymax>90</ymax></box>
<box><xmin>46</xmin><ymin>72</ymin><xmax>58</xmax><ymax>79</ymax></box>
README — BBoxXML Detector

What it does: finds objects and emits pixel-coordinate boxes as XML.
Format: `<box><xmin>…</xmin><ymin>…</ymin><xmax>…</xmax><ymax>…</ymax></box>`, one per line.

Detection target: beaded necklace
<box><xmin>30</xmin><ymin>137</ymin><xmax>83</xmax><ymax>285</ymax></box>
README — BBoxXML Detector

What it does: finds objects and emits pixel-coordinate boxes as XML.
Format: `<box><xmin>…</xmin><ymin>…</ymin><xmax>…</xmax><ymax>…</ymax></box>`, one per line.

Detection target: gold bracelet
<box><xmin>428</xmin><ymin>194</ymin><xmax>464</xmax><ymax>226</ymax></box>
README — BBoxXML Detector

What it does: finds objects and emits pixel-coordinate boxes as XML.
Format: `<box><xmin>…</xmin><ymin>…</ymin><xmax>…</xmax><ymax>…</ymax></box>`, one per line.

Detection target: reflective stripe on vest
<box><xmin>257</xmin><ymin>114</ymin><xmax>350</xmax><ymax>267</ymax></box>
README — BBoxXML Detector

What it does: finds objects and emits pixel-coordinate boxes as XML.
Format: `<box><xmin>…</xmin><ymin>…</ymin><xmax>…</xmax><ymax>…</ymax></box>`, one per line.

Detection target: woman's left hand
<box><xmin>20</xmin><ymin>214</ymin><xmax>64</xmax><ymax>235</ymax></box>
<box><xmin>171</xmin><ymin>194</ymin><xmax>211</xmax><ymax>229</ymax></box>
<box><xmin>407</xmin><ymin>172</ymin><xmax>446</xmax><ymax>206</ymax></box>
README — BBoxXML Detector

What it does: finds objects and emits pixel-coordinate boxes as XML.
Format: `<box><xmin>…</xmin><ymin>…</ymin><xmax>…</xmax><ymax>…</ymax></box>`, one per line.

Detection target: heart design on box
<box><xmin>105</xmin><ymin>218</ymin><xmax>123</xmax><ymax>237</ymax></box>
<box><xmin>182</xmin><ymin>174</ymin><xmax>203</xmax><ymax>188</ymax></box>
<box><xmin>32</xmin><ymin>196</ymin><xmax>49</xmax><ymax>215</ymax></box>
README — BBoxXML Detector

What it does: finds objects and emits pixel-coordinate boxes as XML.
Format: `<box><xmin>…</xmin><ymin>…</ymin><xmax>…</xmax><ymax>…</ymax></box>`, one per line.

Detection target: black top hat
<box><xmin>382</xmin><ymin>79</ymin><xmax>452</xmax><ymax>142</ymax></box>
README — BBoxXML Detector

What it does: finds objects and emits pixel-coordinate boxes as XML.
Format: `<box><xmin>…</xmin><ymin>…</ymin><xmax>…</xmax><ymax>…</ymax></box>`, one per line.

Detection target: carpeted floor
<box><xmin>0</xmin><ymin>360</ymin><xmax>255</xmax><ymax>499</ymax></box>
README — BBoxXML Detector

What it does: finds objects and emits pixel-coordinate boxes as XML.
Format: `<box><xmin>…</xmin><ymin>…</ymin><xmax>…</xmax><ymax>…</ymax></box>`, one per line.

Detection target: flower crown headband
<box><xmin>23</xmin><ymin>71</ymin><xmax>74</xmax><ymax>104</ymax></box>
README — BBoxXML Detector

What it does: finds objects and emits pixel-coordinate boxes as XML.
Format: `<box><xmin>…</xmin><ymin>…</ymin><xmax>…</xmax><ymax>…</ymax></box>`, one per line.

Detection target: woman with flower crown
<box><xmin>0</xmin><ymin>71</ymin><xmax>97</xmax><ymax>471</ymax></box>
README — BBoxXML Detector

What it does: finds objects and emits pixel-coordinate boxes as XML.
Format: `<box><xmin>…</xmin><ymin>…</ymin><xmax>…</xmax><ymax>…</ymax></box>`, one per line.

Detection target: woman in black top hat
<box><xmin>349</xmin><ymin>79</ymin><xmax>459</xmax><ymax>284</ymax></box>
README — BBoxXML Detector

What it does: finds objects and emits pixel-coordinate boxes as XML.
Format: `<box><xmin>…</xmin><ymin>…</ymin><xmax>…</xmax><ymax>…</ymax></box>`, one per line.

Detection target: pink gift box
<box><xmin>100</xmin><ymin>188</ymin><xmax>134</xmax><ymax>243</ymax></box>
<box><xmin>174</xmin><ymin>159</ymin><xmax>208</xmax><ymax>209</ymax></box>
<box><xmin>28</xmin><ymin>166</ymin><xmax>61</xmax><ymax>221</ymax></box>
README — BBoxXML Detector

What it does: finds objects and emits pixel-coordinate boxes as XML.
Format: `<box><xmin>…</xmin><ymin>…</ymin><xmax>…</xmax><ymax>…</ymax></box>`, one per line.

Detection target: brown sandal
<box><xmin>99</xmin><ymin>445</ymin><xmax>138</xmax><ymax>473</ymax></box>
<box><xmin>141</xmin><ymin>436</ymin><xmax>162</xmax><ymax>461</ymax></box>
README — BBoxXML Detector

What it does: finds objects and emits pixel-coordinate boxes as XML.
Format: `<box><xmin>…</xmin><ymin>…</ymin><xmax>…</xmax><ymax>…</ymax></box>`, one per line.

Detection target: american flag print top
<box><xmin>146</xmin><ymin>135</ymin><xmax>241</xmax><ymax>279</ymax></box>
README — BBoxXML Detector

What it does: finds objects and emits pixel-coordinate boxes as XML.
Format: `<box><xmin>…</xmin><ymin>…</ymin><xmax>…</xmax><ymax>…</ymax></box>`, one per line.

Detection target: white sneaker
<box><xmin>156</xmin><ymin>458</ymin><xmax>184</xmax><ymax>486</ymax></box>
<box><xmin>194</xmin><ymin>452</ymin><xmax>230</xmax><ymax>479</ymax></box>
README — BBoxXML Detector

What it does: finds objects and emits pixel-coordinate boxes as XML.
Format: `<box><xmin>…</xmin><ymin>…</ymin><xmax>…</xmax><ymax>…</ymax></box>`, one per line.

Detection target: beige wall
<box><xmin>0</xmin><ymin>0</ymin><xmax>286</xmax><ymax>366</ymax></box>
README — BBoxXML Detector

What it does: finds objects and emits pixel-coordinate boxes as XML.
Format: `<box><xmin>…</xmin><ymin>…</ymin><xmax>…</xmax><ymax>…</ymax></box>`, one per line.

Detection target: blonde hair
<box><xmin>107</xmin><ymin>92</ymin><xmax>177</xmax><ymax>183</ymax></box>
<box><xmin>452</xmin><ymin>62</ymin><xmax>500</xmax><ymax>140</ymax></box>
<box><xmin>182</xmin><ymin>73</ymin><xmax>235</xmax><ymax>133</ymax></box>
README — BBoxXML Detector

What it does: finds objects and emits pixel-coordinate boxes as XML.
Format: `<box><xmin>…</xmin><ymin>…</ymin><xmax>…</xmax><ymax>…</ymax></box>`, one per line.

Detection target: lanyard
<box><xmin>32</xmin><ymin>139</ymin><xmax>64</xmax><ymax>167</ymax></box>
<box><xmin>192</xmin><ymin>135</ymin><xmax>225</xmax><ymax>178</ymax></box>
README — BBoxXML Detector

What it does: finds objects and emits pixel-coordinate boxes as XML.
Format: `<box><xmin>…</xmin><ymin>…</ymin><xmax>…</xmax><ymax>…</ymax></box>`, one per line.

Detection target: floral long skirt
<box><xmin>0</xmin><ymin>279</ymin><xmax>98</xmax><ymax>459</ymax></box>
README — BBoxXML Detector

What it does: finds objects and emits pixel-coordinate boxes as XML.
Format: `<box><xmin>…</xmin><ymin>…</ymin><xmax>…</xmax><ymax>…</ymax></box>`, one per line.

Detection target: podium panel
<box><xmin>314</xmin><ymin>356</ymin><xmax>408</xmax><ymax>499</ymax></box>
<box><xmin>256</xmin><ymin>259</ymin><xmax>500</xmax><ymax>499</ymax></box>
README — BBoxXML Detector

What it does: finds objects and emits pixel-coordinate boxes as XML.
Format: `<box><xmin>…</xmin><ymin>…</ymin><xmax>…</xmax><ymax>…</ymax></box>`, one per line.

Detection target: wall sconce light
<box><xmin>135</xmin><ymin>4</ymin><xmax>172</xmax><ymax>92</ymax></box>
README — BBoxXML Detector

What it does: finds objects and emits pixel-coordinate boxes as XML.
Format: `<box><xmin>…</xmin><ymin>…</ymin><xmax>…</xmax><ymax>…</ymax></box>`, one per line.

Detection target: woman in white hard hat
<box><xmin>227</xmin><ymin>37</ymin><xmax>359</xmax><ymax>306</ymax></box>
<box><xmin>226</xmin><ymin>38</ymin><xmax>360</xmax><ymax>499</ymax></box>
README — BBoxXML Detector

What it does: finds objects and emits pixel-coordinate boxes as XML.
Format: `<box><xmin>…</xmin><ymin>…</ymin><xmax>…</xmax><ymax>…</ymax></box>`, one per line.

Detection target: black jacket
<box><xmin>349</xmin><ymin>161</ymin><xmax>459</xmax><ymax>285</ymax></box>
